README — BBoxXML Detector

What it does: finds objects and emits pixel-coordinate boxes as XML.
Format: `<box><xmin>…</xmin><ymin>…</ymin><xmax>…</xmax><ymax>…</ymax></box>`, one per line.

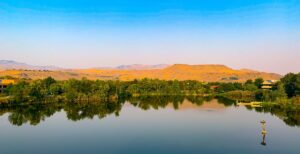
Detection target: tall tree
<box><xmin>254</xmin><ymin>78</ymin><xmax>264</xmax><ymax>88</ymax></box>
<box><xmin>281</xmin><ymin>73</ymin><xmax>300</xmax><ymax>97</ymax></box>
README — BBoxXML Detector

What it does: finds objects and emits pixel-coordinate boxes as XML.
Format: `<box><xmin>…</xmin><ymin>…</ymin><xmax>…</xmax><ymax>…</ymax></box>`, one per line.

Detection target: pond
<box><xmin>0</xmin><ymin>96</ymin><xmax>299</xmax><ymax>154</ymax></box>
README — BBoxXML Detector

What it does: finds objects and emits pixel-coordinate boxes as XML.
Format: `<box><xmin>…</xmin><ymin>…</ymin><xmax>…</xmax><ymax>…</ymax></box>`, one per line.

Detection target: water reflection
<box><xmin>0</xmin><ymin>101</ymin><xmax>123</xmax><ymax>126</ymax></box>
<box><xmin>243</xmin><ymin>104</ymin><xmax>300</xmax><ymax>127</ymax></box>
<box><xmin>260</xmin><ymin>120</ymin><xmax>267</xmax><ymax>146</ymax></box>
<box><xmin>0</xmin><ymin>96</ymin><xmax>299</xmax><ymax>127</ymax></box>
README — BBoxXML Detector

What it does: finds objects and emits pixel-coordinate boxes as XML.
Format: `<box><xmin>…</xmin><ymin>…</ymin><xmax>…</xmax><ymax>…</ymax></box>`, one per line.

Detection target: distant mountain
<box><xmin>93</xmin><ymin>64</ymin><xmax>169</xmax><ymax>70</ymax></box>
<box><xmin>116</xmin><ymin>64</ymin><xmax>169</xmax><ymax>70</ymax></box>
<box><xmin>158</xmin><ymin>64</ymin><xmax>281</xmax><ymax>82</ymax></box>
<box><xmin>0</xmin><ymin>60</ymin><xmax>61</xmax><ymax>70</ymax></box>
<box><xmin>72</xmin><ymin>64</ymin><xmax>281</xmax><ymax>82</ymax></box>
<box><xmin>0</xmin><ymin>60</ymin><xmax>167</xmax><ymax>71</ymax></box>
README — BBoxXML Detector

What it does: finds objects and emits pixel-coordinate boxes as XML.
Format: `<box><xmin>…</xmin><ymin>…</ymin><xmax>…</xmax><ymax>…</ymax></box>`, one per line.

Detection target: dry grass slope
<box><xmin>0</xmin><ymin>64</ymin><xmax>281</xmax><ymax>82</ymax></box>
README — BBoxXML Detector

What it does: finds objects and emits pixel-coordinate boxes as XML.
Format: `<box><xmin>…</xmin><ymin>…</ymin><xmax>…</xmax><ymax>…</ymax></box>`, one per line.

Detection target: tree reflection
<box><xmin>64</xmin><ymin>101</ymin><xmax>123</xmax><ymax>121</ymax></box>
<box><xmin>0</xmin><ymin>96</ymin><xmax>300</xmax><ymax>127</ymax></box>
<box><xmin>215</xmin><ymin>96</ymin><xmax>235</xmax><ymax>106</ymax></box>
<box><xmin>8</xmin><ymin>104</ymin><xmax>59</xmax><ymax>126</ymax></box>
<box><xmin>2</xmin><ymin>100</ymin><xmax>123</xmax><ymax>126</ymax></box>
<box><xmin>128</xmin><ymin>95</ymin><xmax>185</xmax><ymax>110</ymax></box>
<box><xmin>256</xmin><ymin>105</ymin><xmax>300</xmax><ymax>127</ymax></box>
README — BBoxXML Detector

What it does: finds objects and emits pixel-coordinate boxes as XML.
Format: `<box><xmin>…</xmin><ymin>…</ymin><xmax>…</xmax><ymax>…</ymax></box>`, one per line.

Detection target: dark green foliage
<box><xmin>281</xmin><ymin>73</ymin><xmax>300</xmax><ymax>97</ymax></box>
<box><xmin>214</xmin><ymin>82</ymin><xmax>243</xmax><ymax>93</ymax></box>
<box><xmin>6</xmin><ymin>80</ymin><xmax>30</xmax><ymax>103</ymax></box>
<box><xmin>125</xmin><ymin>79</ymin><xmax>207</xmax><ymax>96</ymax></box>
<box><xmin>42</xmin><ymin>77</ymin><xmax>56</xmax><ymax>88</ymax></box>
<box><xmin>254</xmin><ymin>78</ymin><xmax>264</xmax><ymax>88</ymax></box>
<box><xmin>243</xmin><ymin>83</ymin><xmax>258</xmax><ymax>91</ymax></box>
<box><xmin>274</xmin><ymin>82</ymin><xmax>288</xmax><ymax>99</ymax></box>
<box><xmin>2</xmin><ymin>74</ymin><xmax>298</xmax><ymax>105</ymax></box>
<box><xmin>28</xmin><ymin>80</ymin><xmax>45</xmax><ymax>101</ymax></box>
<box><xmin>4</xmin><ymin>78</ymin><xmax>210</xmax><ymax>103</ymax></box>
<box><xmin>254</xmin><ymin>86</ymin><xmax>287</xmax><ymax>102</ymax></box>
<box><xmin>245</xmin><ymin>79</ymin><xmax>253</xmax><ymax>85</ymax></box>
<box><xmin>254</xmin><ymin>90</ymin><xmax>264</xmax><ymax>101</ymax></box>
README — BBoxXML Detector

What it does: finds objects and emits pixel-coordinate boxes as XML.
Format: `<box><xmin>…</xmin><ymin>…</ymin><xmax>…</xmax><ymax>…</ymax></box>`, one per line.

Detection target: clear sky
<box><xmin>0</xmin><ymin>0</ymin><xmax>299</xmax><ymax>74</ymax></box>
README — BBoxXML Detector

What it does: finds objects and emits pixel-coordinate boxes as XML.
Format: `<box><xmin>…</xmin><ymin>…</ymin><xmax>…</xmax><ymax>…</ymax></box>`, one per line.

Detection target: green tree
<box><xmin>28</xmin><ymin>80</ymin><xmax>45</xmax><ymax>101</ymax></box>
<box><xmin>42</xmin><ymin>77</ymin><xmax>56</xmax><ymax>88</ymax></box>
<box><xmin>243</xmin><ymin>83</ymin><xmax>258</xmax><ymax>91</ymax></box>
<box><xmin>281</xmin><ymin>73</ymin><xmax>300</xmax><ymax>97</ymax></box>
<box><xmin>275</xmin><ymin>82</ymin><xmax>288</xmax><ymax>99</ymax></box>
<box><xmin>50</xmin><ymin>83</ymin><xmax>64</xmax><ymax>95</ymax></box>
<box><xmin>254</xmin><ymin>78</ymin><xmax>264</xmax><ymax>88</ymax></box>
<box><xmin>245</xmin><ymin>79</ymin><xmax>253</xmax><ymax>85</ymax></box>
<box><xmin>127</xmin><ymin>84</ymin><xmax>139</xmax><ymax>95</ymax></box>
<box><xmin>7</xmin><ymin>80</ymin><xmax>30</xmax><ymax>102</ymax></box>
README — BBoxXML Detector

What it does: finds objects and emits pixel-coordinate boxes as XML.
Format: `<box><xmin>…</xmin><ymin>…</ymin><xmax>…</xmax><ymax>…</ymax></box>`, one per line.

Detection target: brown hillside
<box><xmin>0</xmin><ymin>64</ymin><xmax>281</xmax><ymax>82</ymax></box>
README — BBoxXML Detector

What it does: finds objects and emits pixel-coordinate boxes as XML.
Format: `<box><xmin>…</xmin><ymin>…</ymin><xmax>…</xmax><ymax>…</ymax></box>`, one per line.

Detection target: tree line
<box><xmin>1</xmin><ymin>72</ymin><xmax>300</xmax><ymax>104</ymax></box>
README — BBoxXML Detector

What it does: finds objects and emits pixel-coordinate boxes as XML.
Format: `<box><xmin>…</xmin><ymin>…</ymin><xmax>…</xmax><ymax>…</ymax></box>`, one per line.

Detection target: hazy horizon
<box><xmin>1</xmin><ymin>0</ymin><xmax>299</xmax><ymax>74</ymax></box>
<box><xmin>0</xmin><ymin>59</ymin><xmax>294</xmax><ymax>76</ymax></box>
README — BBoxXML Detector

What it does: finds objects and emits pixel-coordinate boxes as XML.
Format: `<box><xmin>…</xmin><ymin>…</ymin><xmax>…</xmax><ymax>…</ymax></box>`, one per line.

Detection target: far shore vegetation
<box><xmin>0</xmin><ymin>73</ymin><xmax>299</xmax><ymax>108</ymax></box>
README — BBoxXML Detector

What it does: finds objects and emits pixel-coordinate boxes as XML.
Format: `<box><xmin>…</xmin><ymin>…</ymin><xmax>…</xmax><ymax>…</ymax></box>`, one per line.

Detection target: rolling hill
<box><xmin>115</xmin><ymin>64</ymin><xmax>169</xmax><ymax>70</ymax></box>
<box><xmin>0</xmin><ymin>61</ymin><xmax>281</xmax><ymax>82</ymax></box>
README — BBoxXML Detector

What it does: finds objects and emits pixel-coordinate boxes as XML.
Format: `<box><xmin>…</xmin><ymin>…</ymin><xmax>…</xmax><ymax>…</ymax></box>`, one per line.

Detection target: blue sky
<box><xmin>0</xmin><ymin>0</ymin><xmax>299</xmax><ymax>74</ymax></box>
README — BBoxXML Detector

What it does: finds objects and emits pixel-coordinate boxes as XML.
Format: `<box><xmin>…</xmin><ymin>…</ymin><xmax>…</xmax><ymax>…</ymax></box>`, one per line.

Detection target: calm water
<box><xmin>0</xmin><ymin>96</ymin><xmax>299</xmax><ymax>154</ymax></box>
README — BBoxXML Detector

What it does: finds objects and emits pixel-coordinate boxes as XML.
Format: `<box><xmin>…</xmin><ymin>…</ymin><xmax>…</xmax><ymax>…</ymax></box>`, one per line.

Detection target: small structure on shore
<box><xmin>261</xmin><ymin>80</ymin><xmax>277</xmax><ymax>89</ymax></box>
